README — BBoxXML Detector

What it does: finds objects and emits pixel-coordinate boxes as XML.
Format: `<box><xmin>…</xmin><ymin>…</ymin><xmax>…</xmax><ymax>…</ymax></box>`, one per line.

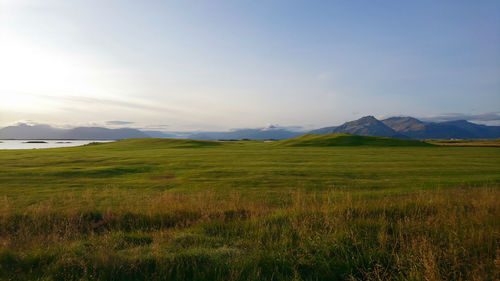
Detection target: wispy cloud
<box><xmin>106</xmin><ymin>120</ymin><xmax>135</xmax><ymax>126</ymax></box>
<box><xmin>422</xmin><ymin>112</ymin><xmax>500</xmax><ymax>122</ymax></box>
<box><xmin>139</xmin><ymin>124</ymin><xmax>170</xmax><ymax>130</ymax></box>
<box><xmin>227</xmin><ymin>124</ymin><xmax>307</xmax><ymax>132</ymax></box>
<box><xmin>42</xmin><ymin>95</ymin><xmax>179</xmax><ymax>114</ymax></box>
<box><xmin>14</xmin><ymin>120</ymin><xmax>40</xmax><ymax>126</ymax></box>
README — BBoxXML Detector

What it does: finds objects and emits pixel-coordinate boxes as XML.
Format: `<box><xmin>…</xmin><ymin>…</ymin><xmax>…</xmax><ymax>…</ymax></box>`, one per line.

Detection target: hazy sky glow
<box><xmin>1</xmin><ymin>0</ymin><xmax>499</xmax><ymax>130</ymax></box>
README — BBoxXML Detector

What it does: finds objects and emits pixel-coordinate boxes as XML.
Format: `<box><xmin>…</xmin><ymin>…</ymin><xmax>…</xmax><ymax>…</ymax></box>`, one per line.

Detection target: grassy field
<box><xmin>427</xmin><ymin>138</ymin><xmax>500</xmax><ymax>147</ymax></box>
<box><xmin>0</xmin><ymin>136</ymin><xmax>499</xmax><ymax>280</ymax></box>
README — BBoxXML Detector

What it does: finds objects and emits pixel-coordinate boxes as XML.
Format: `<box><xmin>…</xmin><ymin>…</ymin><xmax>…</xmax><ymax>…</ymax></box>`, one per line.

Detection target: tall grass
<box><xmin>1</xmin><ymin>140</ymin><xmax>498</xmax><ymax>279</ymax></box>
<box><xmin>1</xmin><ymin>187</ymin><xmax>498</xmax><ymax>280</ymax></box>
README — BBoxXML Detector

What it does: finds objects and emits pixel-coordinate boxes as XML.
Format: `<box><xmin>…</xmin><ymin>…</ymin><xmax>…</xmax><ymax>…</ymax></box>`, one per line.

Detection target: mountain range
<box><xmin>1</xmin><ymin>116</ymin><xmax>499</xmax><ymax>140</ymax></box>
<box><xmin>309</xmin><ymin>116</ymin><xmax>407</xmax><ymax>138</ymax></box>
<box><xmin>311</xmin><ymin>116</ymin><xmax>500</xmax><ymax>139</ymax></box>
<box><xmin>188</xmin><ymin>127</ymin><xmax>302</xmax><ymax>140</ymax></box>
<box><xmin>0</xmin><ymin>124</ymin><xmax>149</xmax><ymax>140</ymax></box>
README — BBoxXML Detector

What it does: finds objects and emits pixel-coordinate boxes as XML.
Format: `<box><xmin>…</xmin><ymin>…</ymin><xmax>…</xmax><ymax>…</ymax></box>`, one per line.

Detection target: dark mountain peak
<box><xmin>325</xmin><ymin>116</ymin><xmax>403</xmax><ymax>138</ymax></box>
<box><xmin>354</xmin><ymin>116</ymin><xmax>378</xmax><ymax>124</ymax></box>
<box><xmin>341</xmin><ymin>116</ymin><xmax>385</xmax><ymax>127</ymax></box>
<box><xmin>359</xmin><ymin>115</ymin><xmax>377</xmax><ymax>120</ymax></box>
<box><xmin>382</xmin><ymin>116</ymin><xmax>425</xmax><ymax>133</ymax></box>
<box><xmin>383</xmin><ymin>116</ymin><xmax>423</xmax><ymax>124</ymax></box>
<box><xmin>310</xmin><ymin>116</ymin><xmax>382</xmax><ymax>135</ymax></box>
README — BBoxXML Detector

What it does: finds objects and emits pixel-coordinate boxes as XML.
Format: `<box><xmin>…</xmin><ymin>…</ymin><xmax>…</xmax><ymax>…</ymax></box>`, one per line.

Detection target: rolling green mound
<box><xmin>278</xmin><ymin>133</ymin><xmax>433</xmax><ymax>147</ymax></box>
<box><xmin>84</xmin><ymin>138</ymin><xmax>222</xmax><ymax>149</ymax></box>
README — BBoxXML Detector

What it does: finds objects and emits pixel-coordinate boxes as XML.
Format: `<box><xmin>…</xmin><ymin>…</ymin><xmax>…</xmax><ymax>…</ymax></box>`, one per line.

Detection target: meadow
<box><xmin>0</xmin><ymin>136</ymin><xmax>499</xmax><ymax>280</ymax></box>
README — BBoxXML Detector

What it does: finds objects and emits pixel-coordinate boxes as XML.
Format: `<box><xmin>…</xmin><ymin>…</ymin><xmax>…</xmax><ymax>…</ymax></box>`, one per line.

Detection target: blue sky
<box><xmin>1</xmin><ymin>0</ymin><xmax>499</xmax><ymax>130</ymax></box>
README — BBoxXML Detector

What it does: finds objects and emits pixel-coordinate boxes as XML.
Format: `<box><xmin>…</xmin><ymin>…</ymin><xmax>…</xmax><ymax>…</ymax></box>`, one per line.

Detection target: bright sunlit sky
<box><xmin>1</xmin><ymin>0</ymin><xmax>499</xmax><ymax>131</ymax></box>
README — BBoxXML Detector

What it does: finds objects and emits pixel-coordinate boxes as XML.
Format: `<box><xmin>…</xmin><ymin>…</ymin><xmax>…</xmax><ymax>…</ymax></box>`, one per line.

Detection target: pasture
<box><xmin>0</xmin><ymin>136</ymin><xmax>499</xmax><ymax>280</ymax></box>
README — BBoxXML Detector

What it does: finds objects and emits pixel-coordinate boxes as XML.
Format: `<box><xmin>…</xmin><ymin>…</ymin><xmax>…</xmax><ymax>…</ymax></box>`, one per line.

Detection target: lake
<box><xmin>0</xmin><ymin>140</ymin><xmax>113</xmax><ymax>150</ymax></box>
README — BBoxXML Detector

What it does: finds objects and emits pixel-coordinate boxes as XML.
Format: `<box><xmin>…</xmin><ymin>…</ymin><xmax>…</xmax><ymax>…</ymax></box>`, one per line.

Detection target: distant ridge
<box><xmin>0</xmin><ymin>124</ymin><xmax>66</xmax><ymax>139</ymax></box>
<box><xmin>0</xmin><ymin>123</ymin><xmax>302</xmax><ymax>140</ymax></box>
<box><xmin>0</xmin><ymin>124</ymin><xmax>149</xmax><ymax>140</ymax></box>
<box><xmin>382</xmin><ymin>117</ymin><xmax>500</xmax><ymax>139</ymax></box>
<box><xmin>61</xmin><ymin>127</ymin><xmax>149</xmax><ymax>140</ymax></box>
<box><xmin>310</xmin><ymin>116</ymin><xmax>406</xmax><ymax>138</ymax></box>
<box><xmin>188</xmin><ymin>128</ymin><xmax>302</xmax><ymax>140</ymax></box>
<box><xmin>278</xmin><ymin>134</ymin><xmax>432</xmax><ymax>147</ymax></box>
<box><xmin>311</xmin><ymin>116</ymin><xmax>500</xmax><ymax>139</ymax></box>
<box><xmin>141</xmin><ymin>130</ymin><xmax>180</xmax><ymax>138</ymax></box>
<box><xmin>2</xmin><ymin>115</ymin><xmax>499</xmax><ymax>140</ymax></box>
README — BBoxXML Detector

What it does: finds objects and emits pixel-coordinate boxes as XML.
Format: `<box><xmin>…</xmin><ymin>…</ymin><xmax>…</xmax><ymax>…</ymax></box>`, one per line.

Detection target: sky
<box><xmin>1</xmin><ymin>0</ymin><xmax>499</xmax><ymax>131</ymax></box>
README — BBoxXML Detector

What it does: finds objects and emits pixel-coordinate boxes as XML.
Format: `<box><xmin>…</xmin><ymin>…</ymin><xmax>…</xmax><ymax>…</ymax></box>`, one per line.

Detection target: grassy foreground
<box><xmin>427</xmin><ymin>138</ymin><xmax>500</xmax><ymax>147</ymax></box>
<box><xmin>0</xmin><ymin>136</ymin><xmax>499</xmax><ymax>280</ymax></box>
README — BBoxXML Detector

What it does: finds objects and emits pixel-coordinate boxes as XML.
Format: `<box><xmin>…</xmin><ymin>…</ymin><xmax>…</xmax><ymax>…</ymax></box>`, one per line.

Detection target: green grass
<box><xmin>277</xmin><ymin>134</ymin><xmax>432</xmax><ymax>147</ymax></box>
<box><xmin>428</xmin><ymin>138</ymin><xmax>500</xmax><ymax>147</ymax></box>
<box><xmin>0</xmin><ymin>138</ymin><xmax>499</xmax><ymax>280</ymax></box>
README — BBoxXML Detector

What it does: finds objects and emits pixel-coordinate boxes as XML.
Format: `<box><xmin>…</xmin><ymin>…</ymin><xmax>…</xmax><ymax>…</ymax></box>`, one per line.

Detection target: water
<box><xmin>0</xmin><ymin>140</ymin><xmax>113</xmax><ymax>150</ymax></box>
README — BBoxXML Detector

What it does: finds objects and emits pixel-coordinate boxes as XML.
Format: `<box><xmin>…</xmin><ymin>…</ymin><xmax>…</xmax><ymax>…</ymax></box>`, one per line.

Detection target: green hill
<box><xmin>278</xmin><ymin>133</ymin><xmax>432</xmax><ymax>147</ymax></box>
<box><xmin>86</xmin><ymin>138</ymin><xmax>221</xmax><ymax>149</ymax></box>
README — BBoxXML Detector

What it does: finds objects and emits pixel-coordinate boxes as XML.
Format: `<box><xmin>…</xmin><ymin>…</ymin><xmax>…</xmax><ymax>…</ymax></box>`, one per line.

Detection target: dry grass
<box><xmin>429</xmin><ymin>139</ymin><xmax>500</xmax><ymax>147</ymax></box>
<box><xmin>1</xmin><ymin>187</ymin><xmax>498</xmax><ymax>280</ymax></box>
<box><xmin>1</xmin><ymin>140</ymin><xmax>498</xmax><ymax>280</ymax></box>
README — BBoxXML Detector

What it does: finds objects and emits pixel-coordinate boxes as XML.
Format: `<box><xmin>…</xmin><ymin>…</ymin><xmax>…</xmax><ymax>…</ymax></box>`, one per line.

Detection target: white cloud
<box><xmin>422</xmin><ymin>112</ymin><xmax>500</xmax><ymax>122</ymax></box>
